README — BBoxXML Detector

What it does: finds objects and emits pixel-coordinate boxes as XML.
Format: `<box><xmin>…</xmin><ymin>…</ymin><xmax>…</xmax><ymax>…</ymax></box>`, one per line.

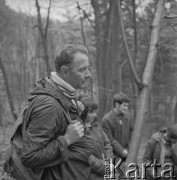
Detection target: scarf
<box><xmin>51</xmin><ymin>72</ymin><xmax>77</xmax><ymax>106</ymax></box>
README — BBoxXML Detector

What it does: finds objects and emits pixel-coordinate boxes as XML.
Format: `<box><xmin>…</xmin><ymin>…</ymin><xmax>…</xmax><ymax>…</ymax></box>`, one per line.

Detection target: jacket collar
<box><xmin>51</xmin><ymin>72</ymin><xmax>76</xmax><ymax>99</ymax></box>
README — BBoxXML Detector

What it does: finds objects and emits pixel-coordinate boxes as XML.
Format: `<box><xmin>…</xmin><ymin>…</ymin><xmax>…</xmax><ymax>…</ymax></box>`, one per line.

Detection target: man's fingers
<box><xmin>72</xmin><ymin>123</ymin><xmax>83</xmax><ymax>130</ymax></box>
<box><xmin>68</xmin><ymin>121</ymin><xmax>84</xmax><ymax>133</ymax></box>
<box><xmin>76</xmin><ymin>124</ymin><xmax>84</xmax><ymax>129</ymax></box>
<box><xmin>72</xmin><ymin>120</ymin><xmax>79</xmax><ymax>124</ymax></box>
<box><xmin>78</xmin><ymin>127</ymin><xmax>84</xmax><ymax>133</ymax></box>
<box><xmin>79</xmin><ymin>132</ymin><xmax>84</xmax><ymax>137</ymax></box>
<box><xmin>72</xmin><ymin>120</ymin><xmax>82</xmax><ymax>126</ymax></box>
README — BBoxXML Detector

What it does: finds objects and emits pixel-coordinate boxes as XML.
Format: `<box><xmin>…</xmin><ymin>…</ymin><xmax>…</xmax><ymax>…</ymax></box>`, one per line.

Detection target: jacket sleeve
<box><xmin>102</xmin><ymin>118</ymin><xmax>124</xmax><ymax>157</ymax></box>
<box><xmin>102</xmin><ymin>130</ymin><xmax>113</xmax><ymax>159</ymax></box>
<box><xmin>127</xmin><ymin>113</ymin><xmax>134</xmax><ymax>149</ymax></box>
<box><xmin>88</xmin><ymin>154</ymin><xmax>105</xmax><ymax>175</ymax></box>
<box><xmin>143</xmin><ymin>139</ymin><xmax>156</xmax><ymax>177</ymax></box>
<box><xmin>129</xmin><ymin>114</ymin><xmax>134</xmax><ymax>137</ymax></box>
<box><xmin>172</xmin><ymin>143</ymin><xmax>177</xmax><ymax>167</ymax></box>
<box><xmin>21</xmin><ymin>96</ymin><xmax>68</xmax><ymax>168</ymax></box>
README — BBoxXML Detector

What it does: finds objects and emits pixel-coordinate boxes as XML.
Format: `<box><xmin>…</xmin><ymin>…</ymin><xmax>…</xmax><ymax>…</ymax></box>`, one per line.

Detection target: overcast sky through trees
<box><xmin>6</xmin><ymin>0</ymin><xmax>154</xmax><ymax>22</ymax></box>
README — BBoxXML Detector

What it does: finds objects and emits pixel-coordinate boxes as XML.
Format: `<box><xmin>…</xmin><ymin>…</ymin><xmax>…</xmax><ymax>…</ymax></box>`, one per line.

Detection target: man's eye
<box><xmin>80</xmin><ymin>67</ymin><xmax>88</xmax><ymax>72</ymax></box>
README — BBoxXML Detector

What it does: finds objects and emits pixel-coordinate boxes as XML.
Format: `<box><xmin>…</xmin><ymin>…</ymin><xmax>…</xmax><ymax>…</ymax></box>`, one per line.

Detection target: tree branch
<box><xmin>45</xmin><ymin>0</ymin><xmax>52</xmax><ymax>38</ymax></box>
<box><xmin>132</xmin><ymin>0</ymin><xmax>137</xmax><ymax>63</ymax></box>
<box><xmin>31</xmin><ymin>56</ymin><xmax>45</xmax><ymax>62</ymax></box>
<box><xmin>35</xmin><ymin>0</ymin><xmax>44</xmax><ymax>37</ymax></box>
<box><xmin>105</xmin><ymin>0</ymin><xmax>114</xmax><ymax>72</ymax></box>
<box><xmin>118</xmin><ymin>0</ymin><xmax>144</xmax><ymax>90</ymax></box>
<box><xmin>164</xmin><ymin>15</ymin><xmax>177</xmax><ymax>19</ymax></box>
<box><xmin>77</xmin><ymin>3</ymin><xmax>95</xmax><ymax>29</ymax></box>
<box><xmin>34</xmin><ymin>0</ymin><xmax>51</xmax><ymax>76</ymax></box>
<box><xmin>33</xmin><ymin>24</ymin><xmax>43</xmax><ymax>35</ymax></box>
<box><xmin>77</xmin><ymin>2</ymin><xmax>86</xmax><ymax>46</ymax></box>
<box><xmin>91</xmin><ymin>0</ymin><xmax>102</xmax><ymax>70</ymax></box>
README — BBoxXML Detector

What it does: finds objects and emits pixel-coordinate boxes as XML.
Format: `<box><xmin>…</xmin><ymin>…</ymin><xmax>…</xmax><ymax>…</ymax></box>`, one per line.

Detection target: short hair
<box><xmin>113</xmin><ymin>92</ymin><xmax>129</xmax><ymax>107</ymax></box>
<box><xmin>166</xmin><ymin>124</ymin><xmax>177</xmax><ymax>139</ymax></box>
<box><xmin>80</xmin><ymin>97</ymin><xmax>98</xmax><ymax>123</ymax></box>
<box><xmin>55</xmin><ymin>44</ymin><xmax>88</xmax><ymax>73</ymax></box>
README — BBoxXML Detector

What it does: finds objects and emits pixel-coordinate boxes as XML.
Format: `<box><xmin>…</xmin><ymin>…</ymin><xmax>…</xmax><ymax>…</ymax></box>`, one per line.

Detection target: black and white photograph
<box><xmin>0</xmin><ymin>0</ymin><xmax>177</xmax><ymax>179</ymax></box>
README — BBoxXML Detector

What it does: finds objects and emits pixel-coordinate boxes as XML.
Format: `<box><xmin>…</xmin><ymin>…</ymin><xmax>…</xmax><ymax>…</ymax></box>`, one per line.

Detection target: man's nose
<box><xmin>93</xmin><ymin>112</ymin><xmax>97</xmax><ymax>118</ymax></box>
<box><xmin>124</xmin><ymin>106</ymin><xmax>128</xmax><ymax>110</ymax></box>
<box><xmin>85</xmin><ymin>69</ymin><xmax>91</xmax><ymax>78</ymax></box>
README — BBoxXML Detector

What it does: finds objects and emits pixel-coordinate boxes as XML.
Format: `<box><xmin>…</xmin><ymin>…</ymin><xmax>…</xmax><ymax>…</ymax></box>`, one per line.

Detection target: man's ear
<box><xmin>60</xmin><ymin>66</ymin><xmax>69</xmax><ymax>75</ymax></box>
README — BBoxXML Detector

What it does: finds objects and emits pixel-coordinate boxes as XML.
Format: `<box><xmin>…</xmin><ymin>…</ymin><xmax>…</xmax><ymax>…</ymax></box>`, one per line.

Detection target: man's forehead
<box><xmin>73</xmin><ymin>53</ymin><xmax>89</xmax><ymax>63</ymax></box>
<box><xmin>71</xmin><ymin>54</ymin><xmax>89</xmax><ymax>70</ymax></box>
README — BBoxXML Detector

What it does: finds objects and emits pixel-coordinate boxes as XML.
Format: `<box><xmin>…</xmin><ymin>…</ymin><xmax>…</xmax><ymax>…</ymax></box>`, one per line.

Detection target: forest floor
<box><xmin>0</xmin><ymin>123</ymin><xmax>159</xmax><ymax>180</ymax></box>
<box><xmin>0</xmin><ymin>125</ymin><xmax>14</xmax><ymax>180</ymax></box>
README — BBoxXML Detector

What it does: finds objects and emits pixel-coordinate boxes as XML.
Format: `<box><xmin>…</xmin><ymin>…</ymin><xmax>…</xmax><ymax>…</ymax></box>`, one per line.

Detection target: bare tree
<box><xmin>118</xmin><ymin>0</ymin><xmax>142</xmax><ymax>89</ymax></box>
<box><xmin>0</xmin><ymin>92</ymin><xmax>2</xmax><ymax>125</ymax></box>
<box><xmin>91</xmin><ymin>0</ymin><xmax>123</xmax><ymax>116</ymax></box>
<box><xmin>0</xmin><ymin>57</ymin><xmax>18</xmax><ymax>120</ymax></box>
<box><xmin>34</xmin><ymin>0</ymin><xmax>52</xmax><ymax>76</ymax></box>
<box><xmin>126</xmin><ymin>0</ymin><xmax>165</xmax><ymax>166</ymax></box>
<box><xmin>131</xmin><ymin>0</ymin><xmax>138</xmax><ymax>120</ymax></box>
<box><xmin>77</xmin><ymin>2</ymin><xmax>86</xmax><ymax>46</ymax></box>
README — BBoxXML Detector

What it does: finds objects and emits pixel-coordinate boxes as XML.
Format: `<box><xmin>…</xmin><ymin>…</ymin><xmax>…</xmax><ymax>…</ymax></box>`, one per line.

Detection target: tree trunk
<box><xmin>91</xmin><ymin>0</ymin><xmax>107</xmax><ymax>117</ymax></box>
<box><xmin>105</xmin><ymin>0</ymin><xmax>122</xmax><ymax>112</ymax></box>
<box><xmin>91</xmin><ymin>0</ymin><xmax>122</xmax><ymax>117</ymax></box>
<box><xmin>125</xmin><ymin>0</ymin><xmax>165</xmax><ymax>167</ymax></box>
<box><xmin>0</xmin><ymin>93</ymin><xmax>2</xmax><ymax>126</ymax></box>
<box><xmin>132</xmin><ymin>0</ymin><xmax>138</xmax><ymax>120</ymax></box>
<box><xmin>0</xmin><ymin>57</ymin><xmax>18</xmax><ymax>120</ymax></box>
<box><xmin>168</xmin><ymin>94</ymin><xmax>177</xmax><ymax>124</ymax></box>
<box><xmin>110</xmin><ymin>0</ymin><xmax>122</xmax><ymax>94</ymax></box>
<box><xmin>118</xmin><ymin>0</ymin><xmax>141</xmax><ymax>88</ymax></box>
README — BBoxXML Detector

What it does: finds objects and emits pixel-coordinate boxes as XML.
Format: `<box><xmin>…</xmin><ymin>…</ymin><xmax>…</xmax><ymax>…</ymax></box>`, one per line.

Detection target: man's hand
<box><xmin>63</xmin><ymin>120</ymin><xmax>84</xmax><ymax>145</ymax></box>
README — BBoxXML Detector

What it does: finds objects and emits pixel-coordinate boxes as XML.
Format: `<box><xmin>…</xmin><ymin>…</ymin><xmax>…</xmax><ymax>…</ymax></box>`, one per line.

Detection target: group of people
<box><xmin>4</xmin><ymin>44</ymin><xmax>177</xmax><ymax>180</ymax></box>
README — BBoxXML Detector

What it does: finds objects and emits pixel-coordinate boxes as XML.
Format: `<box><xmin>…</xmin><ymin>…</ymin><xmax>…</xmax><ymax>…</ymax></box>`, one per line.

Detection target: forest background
<box><xmin>0</xmin><ymin>0</ymin><xmax>177</xmax><ymax>179</ymax></box>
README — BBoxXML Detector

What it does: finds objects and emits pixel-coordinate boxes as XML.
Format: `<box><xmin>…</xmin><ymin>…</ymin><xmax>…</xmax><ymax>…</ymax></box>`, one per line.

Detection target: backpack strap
<box><xmin>10</xmin><ymin>105</ymin><xmax>28</xmax><ymax>142</ymax></box>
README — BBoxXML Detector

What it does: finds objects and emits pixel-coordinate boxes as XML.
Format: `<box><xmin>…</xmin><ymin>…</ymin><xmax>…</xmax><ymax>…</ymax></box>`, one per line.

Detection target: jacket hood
<box><xmin>151</xmin><ymin>128</ymin><xmax>166</xmax><ymax>143</ymax></box>
<box><xmin>151</xmin><ymin>132</ymin><xmax>161</xmax><ymax>142</ymax></box>
<box><xmin>28</xmin><ymin>77</ymin><xmax>77</xmax><ymax>113</ymax></box>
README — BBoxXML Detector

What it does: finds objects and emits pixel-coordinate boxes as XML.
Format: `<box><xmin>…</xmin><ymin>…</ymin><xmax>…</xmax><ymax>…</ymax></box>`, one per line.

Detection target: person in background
<box><xmin>143</xmin><ymin>124</ymin><xmax>177</xmax><ymax>180</ymax></box>
<box><xmin>102</xmin><ymin>92</ymin><xmax>134</xmax><ymax>161</ymax></box>
<box><xmin>80</xmin><ymin>97</ymin><xmax>113</xmax><ymax>180</ymax></box>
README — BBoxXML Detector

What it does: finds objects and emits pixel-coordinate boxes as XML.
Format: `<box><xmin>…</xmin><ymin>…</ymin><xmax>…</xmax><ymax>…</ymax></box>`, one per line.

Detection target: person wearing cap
<box><xmin>143</xmin><ymin>124</ymin><xmax>177</xmax><ymax>180</ymax></box>
<box><xmin>80</xmin><ymin>97</ymin><xmax>113</xmax><ymax>180</ymax></box>
<box><xmin>102</xmin><ymin>92</ymin><xmax>134</xmax><ymax>160</ymax></box>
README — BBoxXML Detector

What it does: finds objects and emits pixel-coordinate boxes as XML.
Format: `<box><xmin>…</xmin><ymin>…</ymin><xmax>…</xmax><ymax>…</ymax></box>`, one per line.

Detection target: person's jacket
<box><xmin>18</xmin><ymin>77</ymin><xmax>94</xmax><ymax>180</ymax></box>
<box><xmin>102</xmin><ymin>110</ymin><xmax>133</xmax><ymax>157</ymax></box>
<box><xmin>88</xmin><ymin>120</ymin><xmax>113</xmax><ymax>180</ymax></box>
<box><xmin>143</xmin><ymin>129</ymin><xmax>177</xmax><ymax>180</ymax></box>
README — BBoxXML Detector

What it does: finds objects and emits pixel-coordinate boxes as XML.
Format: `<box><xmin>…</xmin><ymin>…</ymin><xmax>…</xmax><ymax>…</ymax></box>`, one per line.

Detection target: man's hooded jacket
<box><xmin>12</xmin><ymin>77</ymin><xmax>95</xmax><ymax>180</ymax></box>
